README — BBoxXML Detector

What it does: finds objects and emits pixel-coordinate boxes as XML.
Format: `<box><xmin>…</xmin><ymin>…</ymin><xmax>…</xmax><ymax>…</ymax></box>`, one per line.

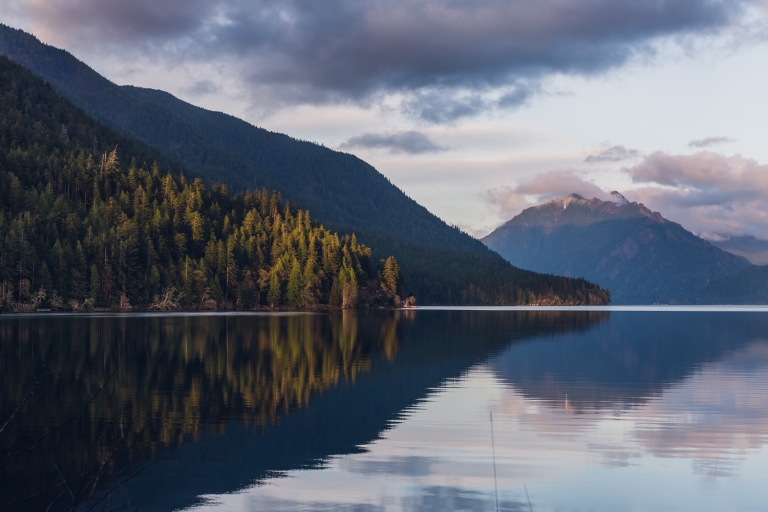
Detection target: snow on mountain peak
<box><xmin>610</xmin><ymin>191</ymin><xmax>629</xmax><ymax>206</ymax></box>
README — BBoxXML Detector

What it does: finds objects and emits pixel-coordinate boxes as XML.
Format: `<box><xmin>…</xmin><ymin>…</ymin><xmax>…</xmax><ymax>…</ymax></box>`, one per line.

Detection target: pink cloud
<box><xmin>484</xmin><ymin>169</ymin><xmax>609</xmax><ymax>220</ymax></box>
<box><xmin>627</xmin><ymin>151</ymin><xmax>768</xmax><ymax>239</ymax></box>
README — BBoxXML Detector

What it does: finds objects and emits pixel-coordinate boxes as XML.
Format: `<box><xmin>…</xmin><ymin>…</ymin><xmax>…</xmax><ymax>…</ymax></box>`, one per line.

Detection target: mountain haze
<box><xmin>0</xmin><ymin>26</ymin><xmax>610</xmax><ymax>305</ymax></box>
<box><xmin>483</xmin><ymin>193</ymin><xmax>750</xmax><ymax>304</ymax></box>
<box><xmin>710</xmin><ymin>235</ymin><xmax>768</xmax><ymax>265</ymax></box>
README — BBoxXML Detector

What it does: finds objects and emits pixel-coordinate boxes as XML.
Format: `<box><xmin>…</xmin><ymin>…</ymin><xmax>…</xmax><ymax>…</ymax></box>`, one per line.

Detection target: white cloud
<box><xmin>627</xmin><ymin>151</ymin><xmax>768</xmax><ymax>238</ymax></box>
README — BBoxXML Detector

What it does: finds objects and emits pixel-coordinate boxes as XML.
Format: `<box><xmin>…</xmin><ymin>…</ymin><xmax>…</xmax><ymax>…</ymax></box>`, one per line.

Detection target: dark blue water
<box><xmin>1</xmin><ymin>308</ymin><xmax>767</xmax><ymax>511</ymax></box>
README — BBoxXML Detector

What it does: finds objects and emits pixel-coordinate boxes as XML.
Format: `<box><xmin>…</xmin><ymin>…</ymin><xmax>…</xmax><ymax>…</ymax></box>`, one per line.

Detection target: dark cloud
<box><xmin>497</xmin><ymin>82</ymin><xmax>542</xmax><ymax>109</ymax></box>
<box><xmin>402</xmin><ymin>91</ymin><xmax>487</xmax><ymax>123</ymax></box>
<box><xmin>585</xmin><ymin>145</ymin><xmax>641</xmax><ymax>163</ymax></box>
<box><xmin>687</xmin><ymin>136</ymin><xmax>735</xmax><ymax>148</ymax></box>
<box><xmin>403</xmin><ymin>81</ymin><xmax>542</xmax><ymax>123</ymax></box>
<box><xmin>22</xmin><ymin>0</ymin><xmax>758</xmax><ymax>119</ymax></box>
<box><xmin>340</xmin><ymin>130</ymin><xmax>447</xmax><ymax>154</ymax></box>
<box><xmin>27</xmin><ymin>0</ymin><xmax>215</xmax><ymax>41</ymax></box>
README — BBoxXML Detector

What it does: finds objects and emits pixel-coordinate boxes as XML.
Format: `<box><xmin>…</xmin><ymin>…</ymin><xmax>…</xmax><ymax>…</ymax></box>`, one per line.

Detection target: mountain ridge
<box><xmin>507</xmin><ymin>192</ymin><xmax>665</xmax><ymax>230</ymax></box>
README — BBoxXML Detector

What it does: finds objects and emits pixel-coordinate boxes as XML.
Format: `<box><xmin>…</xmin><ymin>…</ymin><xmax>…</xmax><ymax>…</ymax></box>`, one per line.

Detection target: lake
<box><xmin>1</xmin><ymin>308</ymin><xmax>768</xmax><ymax>511</ymax></box>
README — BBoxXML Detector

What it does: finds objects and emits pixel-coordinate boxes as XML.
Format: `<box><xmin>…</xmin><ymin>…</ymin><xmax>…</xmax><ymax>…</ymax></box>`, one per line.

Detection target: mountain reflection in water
<box><xmin>2</xmin><ymin>310</ymin><xmax>768</xmax><ymax>511</ymax></box>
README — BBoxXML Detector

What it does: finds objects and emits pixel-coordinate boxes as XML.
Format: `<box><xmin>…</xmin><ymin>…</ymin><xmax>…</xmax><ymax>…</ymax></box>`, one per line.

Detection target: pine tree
<box><xmin>89</xmin><ymin>265</ymin><xmax>100</xmax><ymax>303</ymax></box>
<box><xmin>381</xmin><ymin>256</ymin><xmax>403</xmax><ymax>305</ymax></box>
<box><xmin>267</xmin><ymin>269</ymin><xmax>282</xmax><ymax>307</ymax></box>
<box><xmin>286</xmin><ymin>258</ymin><xmax>302</xmax><ymax>307</ymax></box>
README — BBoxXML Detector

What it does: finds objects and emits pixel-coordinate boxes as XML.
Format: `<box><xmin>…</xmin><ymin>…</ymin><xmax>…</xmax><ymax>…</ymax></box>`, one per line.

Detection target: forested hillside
<box><xmin>0</xmin><ymin>24</ymin><xmax>611</xmax><ymax>305</ymax></box>
<box><xmin>0</xmin><ymin>56</ymin><xmax>406</xmax><ymax>311</ymax></box>
<box><xmin>696</xmin><ymin>265</ymin><xmax>768</xmax><ymax>304</ymax></box>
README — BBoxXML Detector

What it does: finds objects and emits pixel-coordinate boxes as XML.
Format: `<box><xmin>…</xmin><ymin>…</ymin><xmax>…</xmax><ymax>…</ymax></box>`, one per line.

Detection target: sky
<box><xmin>2</xmin><ymin>0</ymin><xmax>768</xmax><ymax>239</ymax></box>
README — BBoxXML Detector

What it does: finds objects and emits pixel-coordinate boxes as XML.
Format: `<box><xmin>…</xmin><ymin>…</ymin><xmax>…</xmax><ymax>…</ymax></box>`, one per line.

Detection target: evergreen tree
<box><xmin>286</xmin><ymin>258</ymin><xmax>302</xmax><ymax>307</ymax></box>
<box><xmin>381</xmin><ymin>256</ymin><xmax>403</xmax><ymax>305</ymax></box>
<box><xmin>267</xmin><ymin>269</ymin><xmax>282</xmax><ymax>307</ymax></box>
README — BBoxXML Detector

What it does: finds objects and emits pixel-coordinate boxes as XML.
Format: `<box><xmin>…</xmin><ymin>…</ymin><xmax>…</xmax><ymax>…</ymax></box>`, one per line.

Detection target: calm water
<box><xmin>1</xmin><ymin>309</ymin><xmax>768</xmax><ymax>511</ymax></box>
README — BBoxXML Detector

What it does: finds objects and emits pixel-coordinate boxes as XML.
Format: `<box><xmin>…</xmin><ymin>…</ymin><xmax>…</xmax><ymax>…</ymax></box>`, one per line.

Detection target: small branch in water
<box><xmin>525</xmin><ymin>484</ymin><xmax>533</xmax><ymax>512</ymax></box>
<box><xmin>490</xmin><ymin>411</ymin><xmax>499</xmax><ymax>512</ymax></box>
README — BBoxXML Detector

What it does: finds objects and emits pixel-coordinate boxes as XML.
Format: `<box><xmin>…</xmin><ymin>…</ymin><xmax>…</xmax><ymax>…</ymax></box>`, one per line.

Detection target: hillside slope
<box><xmin>0</xmin><ymin>24</ymin><xmax>477</xmax><ymax>252</ymax></box>
<box><xmin>483</xmin><ymin>193</ymin><xmax>750</xmax><ymax>304</ymax></box>
<box><xmin>697</xmin><ymin>265</ymin><xmax>768</xmax><ymax>304</ymax></box>
<box><xmin>0</xmin><ymin>55</ymin><xmax>403</xmax><ymax>311</ymax></box>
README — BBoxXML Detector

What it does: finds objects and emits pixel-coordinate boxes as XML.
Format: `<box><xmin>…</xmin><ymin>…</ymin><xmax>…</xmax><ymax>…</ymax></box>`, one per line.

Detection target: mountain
<box><xmin>482</xmin><ymin>192</ymin><xmax>750</xmax><ymax>304</ymax></box>
<box><xmin>709</xmin><ymin>235</ymin><xmax>768</xmax><ymax>265</ymax></box>
<box><xmin>0</xmin><ymin>55</ymin><xmax>404</xmax><ymax>311</ymax></box>
<box><xmin>0</xmin><ymin>24</ymin><xmax>609</xmax><ymax>305</ymax></box>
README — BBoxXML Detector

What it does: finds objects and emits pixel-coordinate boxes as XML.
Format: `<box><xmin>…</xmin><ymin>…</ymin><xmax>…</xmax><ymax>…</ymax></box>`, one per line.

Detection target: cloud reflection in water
<box><xmin>185</xmin><ymin>313</ymin><xmax>768</xmax><ymax>512</ymax></box>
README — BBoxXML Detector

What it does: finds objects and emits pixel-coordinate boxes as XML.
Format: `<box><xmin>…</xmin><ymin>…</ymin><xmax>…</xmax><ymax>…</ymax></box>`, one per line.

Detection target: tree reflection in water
<box><xmin>0</xmin><ymin>309</ymin><xmax>607</xmax><ymax>511</ymax></box>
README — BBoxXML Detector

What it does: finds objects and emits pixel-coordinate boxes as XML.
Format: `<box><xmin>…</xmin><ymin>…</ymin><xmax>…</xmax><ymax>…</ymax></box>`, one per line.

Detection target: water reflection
<box><xmin>0</xmin><ymin>310</ymin><xmax>603</xmax><ymax>511</ymax></box>
<box><xmin>3</xmin><ymin>310</ymin><xmax>768</xmax><ymax>511</ymax></box>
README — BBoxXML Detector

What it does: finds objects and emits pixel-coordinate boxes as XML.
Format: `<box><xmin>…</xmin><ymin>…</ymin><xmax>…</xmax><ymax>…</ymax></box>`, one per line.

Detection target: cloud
<box><xmin>180</xmin><ymin>79</ymin><xmax>220</xmax><ymax>95</ymax></box>
<box><xmin>24</xmin><ymin>0</ymin><xmax>215</xmax><ymax>41</ymax></box>
<box><xmin>625</xmin><ymin>150</ymin><xmax>768</xmax><ymax>238</ymax></box>
<box><xmin>484</xmin><ymin>170</ymin><xmax>609</xmax><ymax>220</ymax></box>
<box><xmin>483</xmin><ymin>149</ymin><xmax>768</xmax><ymax>238</ymax></box>
<box><xmin>339</xmin><ymin>130</ymin><xmax>447</xmax><ymax>154</ymax></box>
<box><xmin>402</xmin><ymin>91</ymin><xmax>488</xmax><ymax>124</ymax></box>
<box><xmin>687</xmin><ymin>136</ymin><xmax>735</xmax><ymax>148</ymax></box>
<box><xmin>399</xmin><ymin>83</ymin><xmax>540</xmax><ymax>124</ymax></box>
<box><xmin>16</xmin><ymin>0</ymin><xmax>762</xmax><ymax>119</ymax></box>
<box><xmin>585</xmin><ymin>145</ymin><xmax>640</xmax><ymax>163</ymax></box>
<box><xmin>497</xmin><ymin>81</ymin><xmax>543</xmax><ymax>109</ymax></box>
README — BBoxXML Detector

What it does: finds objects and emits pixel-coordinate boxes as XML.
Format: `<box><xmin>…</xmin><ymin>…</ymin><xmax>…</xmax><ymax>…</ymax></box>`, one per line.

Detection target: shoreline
<box><xmin>4</xmin><ymin>304</ymin><xmax>768</xmax><ymax>316</ymax></box>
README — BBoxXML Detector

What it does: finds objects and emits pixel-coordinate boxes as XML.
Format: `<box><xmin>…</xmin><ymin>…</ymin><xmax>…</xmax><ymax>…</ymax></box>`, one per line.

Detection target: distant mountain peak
<box><xmin>553</xmin><ymin>193</ymin><xmax>585</xmax><ymax>209</ymax></box>
<box><xmin>508</xmin><ymin>192</ymin><xmax>669</xmax><ymax>231</ymax></box>
<box><xmin>610</xmin><ymin>191</ymin><xmax>629</xmax><ymax>206</ymax></box>
<box><xmin>533</xmin><ymin>193</ymin><xmax>587</xmax><ymax>212</ymax></box>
